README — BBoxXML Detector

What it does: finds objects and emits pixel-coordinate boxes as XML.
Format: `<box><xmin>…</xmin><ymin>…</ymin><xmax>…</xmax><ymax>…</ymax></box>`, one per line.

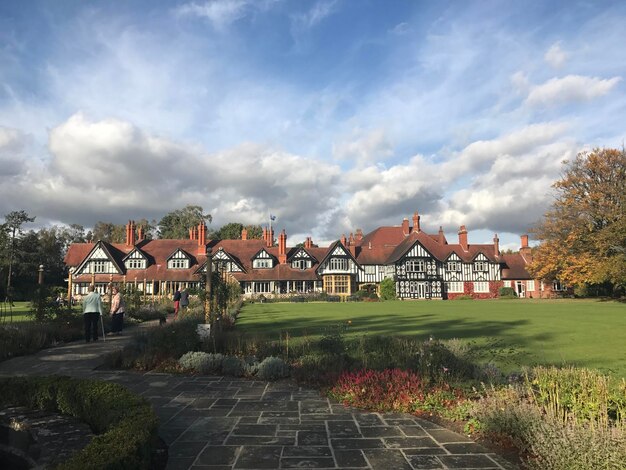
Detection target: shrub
<box><xmin>0</xmin><ymin>376</ymin><xmax>158</xmax><ymax>470</ymax></box>
<box><xmin>379</xmin><ymin>278</ymin><xmax>396</xmax><ymax>300</ymax></box>
<box><xmin>498</xmin><ymin>287</ymin><xmax>517</xmax><ymax>298</ymax></box>
<box><xmin>222</xmin><ymin>355</ymin><xmax>247</xmax><ymax>376</ymax></box>
<box><xmin>256</xmin><ymin>356</ymin><xmax>290</xmax><ymax>381</ymax></box>
<box><xmin>318</xmin><ymin>324</ymin><xmax>347</xmax><ymax>356</ymax></box>
<box><xmin>291</xmin><ymin>354</ymin><xmax>347</xmax><ymax>386</ymax></box>
<box><xmin>178</xmin><ymin>351</ymin><xmax>223</xmax><ymax>374</ymax></box>
<box><xmin>0</xmin><ymin>319</ymin><xmax>84</xmax><ymax>361</ymax></box>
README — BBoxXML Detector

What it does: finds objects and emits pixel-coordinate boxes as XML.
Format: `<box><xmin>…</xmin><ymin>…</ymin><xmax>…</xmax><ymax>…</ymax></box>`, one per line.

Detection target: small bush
<box><xmin>379</xmin><ymin>278</ymin><xmax>396</xmax><ymax>301</ymax></box>
<box><xmin>222</xmin><ymin>355</ymin><xmax>247</xmax><ymax>377</ymax></box>
<box><xmin>256</xmin><ymin>356</ymin><xmax>290</xmax><ymax>381</ymax></box>
<box><xmin>498</xmin><ymin>287</ymin><xmax>517</xmax><ymax>298</ymax></box>
<box><xmin>178</xmin><ymin>351</ymin><xmax>223</xmax><ymax>374</ymax></box>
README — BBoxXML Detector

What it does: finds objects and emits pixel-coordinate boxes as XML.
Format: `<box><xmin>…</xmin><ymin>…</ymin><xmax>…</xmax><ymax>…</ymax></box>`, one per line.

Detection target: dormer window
<box><xmin>447</xmin><ymin>261</ymin><xmax>461</xmax><ymax>272</ymax></box>
<box><xmin>292</xmin><ymin>259</ymin><xmax>310</xmax><ymax>270</ymax></box>
<box><xmin>126</xmin><ymin>259</ymin><xmax>146</xmax><ymax>270</ymax></box>
<box><xmin>474</xmin><ymin>261</ymin><xmax>487</xmax><ymax>272</ymax></box>
<box><xmin>92</xmin><ymin>261</ymin><xmax>107</xmax><ymax>273</ymax></box>
<box><xmin>169</xmin><ymin>258</ymin><xmax>189</xmax><ymax>269</ymax></box>
<box><xmin>253</xmin><ymin>259</ymin><xmax>273</xmax><ymax>269</ymax></box>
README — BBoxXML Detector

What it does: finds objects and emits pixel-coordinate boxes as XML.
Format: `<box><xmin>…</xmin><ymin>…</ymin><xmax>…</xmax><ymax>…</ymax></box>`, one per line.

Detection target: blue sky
<box><xmin>1</xmin><ymin>0</ymin><xmax>624</xmax><ymax>249</ymax></box>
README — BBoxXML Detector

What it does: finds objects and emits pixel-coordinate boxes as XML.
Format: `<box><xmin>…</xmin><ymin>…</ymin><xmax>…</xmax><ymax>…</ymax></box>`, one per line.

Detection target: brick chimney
<box><xmin>349</xmin><ymin>232</ymin><xmax>354</xmax><ymax>245</ymax></box>
<box><xmin>493</xmin><ymin>233</ymin><xmax>500</xmax><ymax>258</ymax></box>
<box><xmin>458</xmin><ymin>225</ymin><xmax>468</xmax><ymax>251</ymax></box>
<box><xmin>304</xmin><ymin>237</ymin><xmax>312</xmax><ymax>249</ymax></box>
<box><xmin>262</xmin><ymin>227</ymin><xmax>268</xmax><ymax>244</ymax></box>
<box><xmin>438</xmin><ymin>226</ymin><xmax>446</xmax><ymax>244</ymax></box>
<box><xmin>355</xmin><ymin>229</ymin><xmax>363</xmax><ymax>242</ymax></box>
<box><xmin>137</xmin><ymin>225</ymin><xmax>144</xmax><ymax>242</ymax></box>
<box><xmin>412</xmin><ymin>211</ymin><xmax>420</xmax><ymax>232</ymax></box>
<box><xmin>340</xmin><ymin>234</ymin><xmax>347</xmax><ymax>246</ymax></box>
<box><xmin>267</xmin><ymin>228</ymin><xmax>274</xmax><ymax>247</ymax></box>
<box><xmin>520</xmin><ymin>234</ymin><xmax>532</xmax><ymax>263</ymax></box>
<box><xmin>278</xmin><ymin>229</ymin><xmax>287</xmax><ymax>264</ymax></box>
<box><xmin>125</xmin><ymin>220</ymin><xmax>136</xmax><ymax>247</ymax></box>
<box><xmin>197</xmin><ymin>223</ymin><xmax>206</xmax><ymax>254</ymax></box>
<box><xmin>189</xmin><ymin>227</ymin><xmax>194</xmax><ymax>240</ymax></box>
<box><xmin>241</xmin><ymin>228</ymin><xmax>248</xmax><ymax>240</ymax></box>
<box><xmin>402</xmin><ymin>218</ymin><xmax>410</xmax><ymax>236</ymax></box>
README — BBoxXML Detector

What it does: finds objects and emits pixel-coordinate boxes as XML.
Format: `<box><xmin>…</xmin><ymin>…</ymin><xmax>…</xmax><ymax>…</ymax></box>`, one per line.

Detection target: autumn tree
<box><xmin>92</xmin><ymin>221</ymin><xmax>126</xmax><ymax>243</ymax></box>
<box><xmin>530</xmin><ymin>148</ymin><xmax>626</xmax><ymax>292</ymax></box>
<box><xmin>158</xmin><ymin>205</ymin><xmax>212</xmax><ymax>239</ymax></box>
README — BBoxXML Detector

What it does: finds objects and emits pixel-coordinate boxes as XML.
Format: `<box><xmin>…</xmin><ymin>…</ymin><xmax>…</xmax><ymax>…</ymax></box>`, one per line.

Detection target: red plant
<box><xmin>329</xmin><ymin>369</ymin><xmax>426</xmax><ymax>412</ymax></box>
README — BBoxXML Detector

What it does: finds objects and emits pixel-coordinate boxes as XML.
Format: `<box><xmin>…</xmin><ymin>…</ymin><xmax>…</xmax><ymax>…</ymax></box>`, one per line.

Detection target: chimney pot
<box><xmin>241</xmin><ymin>228</ymin><xmax>248</xmax><ymax>241</ymax></box>
<box><xmin>458</xmin><ymin>225</ymin><xmax>468</xmax><ymax>251</ymax></box>
<box><xmin>412</xmin><ymin>211</ymin><xmax>420</xmax><ymax>232</ymax></box>
<box><xmin>494</xmin><ymin>233</ymin><xmax>500</xmax><ymax>258</ymax></box>
<box><xmin>402</xmin><ymin>218</ymin><xmax>410</xmax><ymax>236</ymax></box>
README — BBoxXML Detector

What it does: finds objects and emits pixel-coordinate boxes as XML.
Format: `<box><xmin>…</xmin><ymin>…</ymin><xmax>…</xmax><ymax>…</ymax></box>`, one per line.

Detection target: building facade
<box><xmin>64</xmin><ymin>214</ymin><xmax>557</xmax><ymax>300</ymax></box>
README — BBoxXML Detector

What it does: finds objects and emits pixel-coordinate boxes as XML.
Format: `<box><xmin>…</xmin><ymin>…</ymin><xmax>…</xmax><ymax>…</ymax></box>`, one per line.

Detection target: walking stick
<box><xmin>100</xmin><ymin>314</ymin><xmax>106</xmax><ymax>342</ymax></box>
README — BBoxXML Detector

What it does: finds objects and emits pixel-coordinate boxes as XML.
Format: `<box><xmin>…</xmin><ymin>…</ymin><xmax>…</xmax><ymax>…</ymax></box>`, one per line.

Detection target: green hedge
<box><xmin>0</xmin><ymin>376</ymin><xmax>159</xmax><ymax>470</ymax></box>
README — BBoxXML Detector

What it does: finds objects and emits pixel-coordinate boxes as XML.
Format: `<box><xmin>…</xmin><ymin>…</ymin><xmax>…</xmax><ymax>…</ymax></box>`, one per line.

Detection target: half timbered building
<box><xmin>64</xmin><ymin>213</ymin><xmax>555</xmax><ymax>300</ymax></box>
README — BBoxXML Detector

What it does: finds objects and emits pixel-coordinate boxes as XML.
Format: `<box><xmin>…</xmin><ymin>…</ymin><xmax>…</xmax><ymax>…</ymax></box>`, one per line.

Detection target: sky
<box><xmin>1</xmin><ymin>0</ymin><xmax>625</xmax><ymax>250</ymax></box>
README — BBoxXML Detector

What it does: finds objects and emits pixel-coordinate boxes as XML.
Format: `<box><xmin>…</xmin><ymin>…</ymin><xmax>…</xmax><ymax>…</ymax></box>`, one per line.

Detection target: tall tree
<box><xmin>213</xmin><ymin>222</ymin><xmax>263</xmax><ymax>240</ymax></box>
<box><xmin>158</xmin><ymin>205</ymin><xmax>212</xmax><ymax>239</ymax></box>
<box><xmin>91</xmin><ymin>221</ymin><xmax>126</xmax><ymax>243</ymax></box>
<box><xmin>3</xmin><ymin>210</ymin><xmax>35</xmax><ymax>300</ymax></box>
<box><xmin>530</xmin><ymin>148</ymin><xmax>626</xmax><ymax>290</ymax></box>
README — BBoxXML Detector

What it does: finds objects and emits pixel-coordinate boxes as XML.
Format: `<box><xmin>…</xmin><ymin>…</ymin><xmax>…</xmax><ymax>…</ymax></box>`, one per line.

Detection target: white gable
<box><xmin>254</xmin><ymin>249</ymin><xmax>272</xmax><ymax>259</ymax></box>
<box><xmin>331</xmin><ymin>245</ymin><xmax>348</xmax><ymax>256</ymax></box>
<box><xmin>405</xmin><ymin>242</ymin><xmax>432</xmax><ymax>259</ymax></box>
<box><xmin>90</xmin><ymin>247</ymin><xmax>108</xmax><ymax>259</ymax></box>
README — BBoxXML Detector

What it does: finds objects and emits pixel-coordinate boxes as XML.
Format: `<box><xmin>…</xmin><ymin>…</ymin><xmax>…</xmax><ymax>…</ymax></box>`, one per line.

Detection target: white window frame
<box><xmin>406</xmin><ymin>260</ymin><xmax>426</xmax><ymax>272</ymax></box>
<box><xmin>446</xmin><ymin>281</ymin><xmax>464</xmax><ymax>293</ymax></box>
<box><xmin>474</xmin><ymin>261</ymin><xmax>488</xmax><ymax>272</ymax></box>
<box><xmin>503</xmin><ymin>280</ymin><xmax>511</xmax><ymax>287</ymax></box>
<box><xmin>253</xmin><ymin>259</ymin><xmax>273</xmax><ymax>269</ymax></box>
<box><xmin>92</xmin><ymin>261</ymin><xmax>107</xmax><ymax>273</ymax></box>
<box><xmin>447</xmin><ymin>261</ymin><xmax>461</xmax><ymax>272</ymax></box>
<box><xmin>291</xmin><ymin>259</ymin><xmax>309</xmax><ymax>270</ymax></box>
<box><xmin>168</xmin><ymin>258</ymin><xmax>189</xmax><ymax>269</ymax></box>
<box><xmin>474</xmin><ymin>281</ymin><xmax>489</xmax><ymax>293</ymax></box>
<box><xmin>329</xmin><ymin>258</ymin><xmax>348</xmax><ymax>271</ymax></box>
<box><xmin>126</xmin><ymin>259</ymin><xmax>145</xmax><ymax>270</ymax></box>
<box><xmin>527</xmin><ymin>280</ymin><xmax>535</xmax><ymax>291</ymax></box>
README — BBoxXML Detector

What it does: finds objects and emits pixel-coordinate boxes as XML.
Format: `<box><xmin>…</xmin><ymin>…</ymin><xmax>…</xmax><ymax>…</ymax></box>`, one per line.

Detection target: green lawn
<box><xmin>236</xmin><ymin>299</ymin><xmax>626</xmax><ymax>377</ymax></box>
<box><xmin>0</xmin><ymin>301</ymin><xmax>32</xmax><ymax>321</ymax></box>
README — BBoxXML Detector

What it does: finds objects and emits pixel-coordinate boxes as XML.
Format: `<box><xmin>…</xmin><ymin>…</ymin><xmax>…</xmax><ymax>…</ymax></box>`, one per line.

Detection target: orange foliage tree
<box><xmin>530</xmin><ymin>148</ymin><xmax>626</xmax><ymax>291</ymax></box>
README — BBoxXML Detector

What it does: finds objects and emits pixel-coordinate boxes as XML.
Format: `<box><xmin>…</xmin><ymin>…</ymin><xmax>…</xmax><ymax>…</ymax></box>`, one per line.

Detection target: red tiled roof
<box><xmin>501</xmin><ymin>253</ymin><xmax>532</xmax><ymax>279</ymax></box>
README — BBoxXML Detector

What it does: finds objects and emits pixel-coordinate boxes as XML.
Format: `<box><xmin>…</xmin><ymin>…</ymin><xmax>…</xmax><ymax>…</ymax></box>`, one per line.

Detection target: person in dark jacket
<box><xmin>180</xmin><ymin>287</ymin><xmax>190</xmax><ymax>312</ymax></box>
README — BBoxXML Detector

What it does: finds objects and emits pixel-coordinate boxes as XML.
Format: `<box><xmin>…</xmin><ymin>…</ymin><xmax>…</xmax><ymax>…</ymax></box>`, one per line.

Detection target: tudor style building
<box><xmin>64</xmin><ymin>213</ymin><xmax>556</xmax><ymax>300</ymax></box>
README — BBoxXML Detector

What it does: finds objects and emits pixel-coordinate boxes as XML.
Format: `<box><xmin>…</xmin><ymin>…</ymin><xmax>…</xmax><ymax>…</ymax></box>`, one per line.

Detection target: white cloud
<box><xmin>526</xmin><ymin>75</ymin><xmax>622</xmax><ymax>106</ymax></box>
<box><xmin>332</xmin><ymin>128</ymin><xmax>393</xmax><ymax>164</ymax></box>
<box><xmin>174</xmin><ymin>0</ymin><xmax>250</xmax><ymax>28</ymax></box>
<box><xmin>291</xmin><ymin>0</ymin><xmax>338</xmax><ymax>32</ymax></box>
<box><xmin>544</xmin><ymin>42</ymin><xmax>567</xmax><ymax>68</ymax></box>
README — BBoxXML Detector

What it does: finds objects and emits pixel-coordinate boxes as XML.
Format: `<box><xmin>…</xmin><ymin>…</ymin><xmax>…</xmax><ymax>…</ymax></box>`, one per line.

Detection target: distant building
<box><xmin>64</xmin><ymin>214</ymin><xmax>559</xmax><ymax>300</ymax></box>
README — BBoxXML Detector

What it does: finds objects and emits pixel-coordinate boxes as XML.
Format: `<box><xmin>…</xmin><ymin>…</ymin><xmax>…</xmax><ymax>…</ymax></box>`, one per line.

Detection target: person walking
<box><xmin>173</xmin><ymin>287</ymin><xmax>181</xmax><ymax>319</ymax></box>
<box><xmin>82</xmin><ymin>285</ymin><xmax>103</xmax><ymax>343</ymax></box>
<box><xmin>180</xmin><ymin>287</ymin><xmax>189</xmax><ymax>312</ymax></box>
<box><xmin>110</xmin><ymin>286</ymin><xmax>125</xmax><ymax>335</ymax></box>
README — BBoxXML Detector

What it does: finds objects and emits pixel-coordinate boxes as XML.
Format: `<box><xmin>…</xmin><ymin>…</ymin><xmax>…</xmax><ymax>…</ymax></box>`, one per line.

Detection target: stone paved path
<box><xmin>0</xmin><ymin>327</ymin><xmax>517</xmax><ymax>470</ymax></box>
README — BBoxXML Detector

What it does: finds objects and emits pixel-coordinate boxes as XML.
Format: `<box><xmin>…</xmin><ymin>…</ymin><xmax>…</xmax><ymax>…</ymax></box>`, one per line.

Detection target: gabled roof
<box><xmin>122</xmin><ymin>247</ymin><xmax>148</xmax><ymax>262</ymax></box>
<box><xmin>166</xmin><ymin>247</ymin><xmax>192</xmax><ymax>261</ymax></box>
<box><xmin>315</xmin><ymin>240</ymin><xmax>362</xmax><ymax>274</ymax></box>
<box><xmin>287</xmin><ymin>247</ymin><xmax>318</xmax><ymax>263</ymax></box>
<box><xmin>501</xmin><ymin>253</ymin><xmax>532</xmax><ymax>279</ymax></box>
<box><xmin>73</xmin><ymin>241</ymin><xmax>125</xmax><ymax>274</ymax></box>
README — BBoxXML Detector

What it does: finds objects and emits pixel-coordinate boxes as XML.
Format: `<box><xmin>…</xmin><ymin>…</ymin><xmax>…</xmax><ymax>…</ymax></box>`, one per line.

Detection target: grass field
<box><xmin>0</xmin><ymin>301</ymin><xmax>32</xmax><ymax>321</ymax></box>
<box><xmin>236</xmin><ymin>299</ymin><xmax>626</xmax><ymax>377</ymax></box>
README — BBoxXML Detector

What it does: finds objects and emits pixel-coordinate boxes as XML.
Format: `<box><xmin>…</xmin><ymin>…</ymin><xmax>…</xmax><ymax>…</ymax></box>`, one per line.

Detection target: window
<box><xmin>406</xmin><ymin>260</ymin><xmax>425</xmax><ymax>272</ymax></box>
<box><xmin>291</xmin><ymin>259</ymin><xmax>309</xmax><ymax>270</ymax></box>
<box><xmin>334</xmin><ymin>276</ymin><xmax>349</xmax><ymax>293</ymax></box>
<box><xmin>503</xmin><ymin>280</ymin><xmax>511</xmax><ymax>287</ymax></box>
<box><xmin>364</xmin><ymin>265</ymin><xmax>376</xmax><ymax>275</ymax></box>
<box><xmin>324</xmin><ymin>275</ymin><xmax>350</xmax><ymax>294</ymax></box>
<box><xmin>474</xmin><ymin>261</ymin><xmax>488</xmax><ymax>272</ymax></box>
<box><xmin>474</xmin><ymin>281</ymin><xmax>489</xmax><ymax>293</ymax></box>
<box><xmin>446</xmin><ymin>282</ymin><xmax>464</xmax><ymax>293</ymax></box>
<box><xmin>253</xmin><ymin>282</ymin><xmax>271</xmax><ymax>293</ymax></box>
<box><xmin>447</xmin><ymin>261</ymin><xmax>461</xmax><ymax>272</ymax></box>
<box><xmin>92</xmin><ymin>261</ymin><xmax>107</xmax><ymax>273</ymax></box>
<box><xmin>329</xmin><ymin>257</ymin><xmax>348</xmax><ymax>271</ymax></box>
<box><xmin>527</xmin><ymin>280</ymin><xmax>535</xmax><ymax>291</ymax></box>
<box><xmin>168</xmin><ymin>259</ymin><xmax>188</xmax><ymax>269</ymax></box>
<box><xmin>126</xmin><ymin>259</ymin><xmax>145</xmax><ymax>269</ymax></box>
<box><xmin>553</xmin><ymin>280</ymin><xmax>566</xmax><ymax>291</ymax></box>
<box><xmin>253</xmin><ymin>259</ymin><xmax>273</xmax><ymax>269</ymax></box>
